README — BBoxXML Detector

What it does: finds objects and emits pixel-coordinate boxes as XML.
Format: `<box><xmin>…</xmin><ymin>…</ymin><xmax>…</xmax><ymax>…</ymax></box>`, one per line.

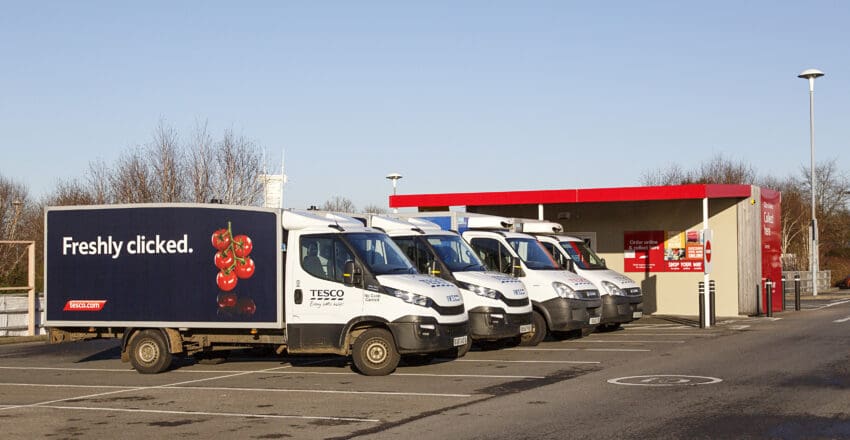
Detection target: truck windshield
<box><xmin>426</xmin><ymin>234</ymin><xmax>486</xmax><ymax>272</ymax></box>
<box><xmin>560</xmin><ymin>240</ymin><xmax>607</xmax><ymax>270</ymax></box>
<box><xmin>345</xmin><ymin>233</ymin><xmax>416</xmax><ymax>275</ymax></box>
<box><xmin>507</xmin><ymin>237</ymin><xmax>559</xmax><ymax>270</ymax></box>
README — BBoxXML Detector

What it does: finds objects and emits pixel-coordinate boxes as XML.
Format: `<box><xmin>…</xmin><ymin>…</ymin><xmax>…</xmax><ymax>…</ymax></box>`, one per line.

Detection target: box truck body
<box><xmin>45</xmin><ymin>204</ymin><xmax>468</xmax><ymax>376</ymax></box>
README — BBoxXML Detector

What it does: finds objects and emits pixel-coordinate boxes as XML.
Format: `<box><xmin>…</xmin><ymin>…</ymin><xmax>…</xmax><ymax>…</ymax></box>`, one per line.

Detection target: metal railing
<box><xmin>0</xmin><ymin>241</ymin><xmax>37</xmax><ymax>335</ymax></box>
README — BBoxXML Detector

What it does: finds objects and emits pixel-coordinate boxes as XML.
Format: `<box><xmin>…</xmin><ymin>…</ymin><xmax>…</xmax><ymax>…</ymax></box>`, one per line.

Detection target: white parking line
<box><xmin>457</xmin><ymin>359</ymin><xmax>600</xmax><ymax>364</ymax></box>
<box><xmin>616</xmin><ymin>333</ymin><xmax>718</xmax><ymax>336</ymax></box>
<box><xmin>0</xmin><ymin>382</ymin><xmax>471</xmax><ymax>398</ymax></box>
<box><xmin>0</xmin><ymin>366</ymin><xmax>542</xmax><ymax>380</ymax></box>
<box><xmin>816</xmin><ymin>299</ymin><xmax>850</xmax><ymax>310</ymax></box>
<box><xmin>508</xmin><ymin>348</ymin><xmax>650</xmax><ymax>352</ymax></box>
<box><xmin>833</xmin><ymin>316</ymin><xmax>850</xmax><ymax>323</ymax></box>
<box><xmin>35</xmin><ymin>405</ymin><xmax>380</xmax><ymax>423</ymax></box>
<box><xmin>573</xmin><ymin>340</ymin><xmax>686</xmax><ymax>344</ymax></box>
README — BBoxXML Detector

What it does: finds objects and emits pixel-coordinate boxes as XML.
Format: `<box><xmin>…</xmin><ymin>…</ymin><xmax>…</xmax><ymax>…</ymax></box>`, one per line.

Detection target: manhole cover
<box><xmin>607</xmin><ymin>374</ymin><xmax>722</xmax><ymax>386</ymax></box>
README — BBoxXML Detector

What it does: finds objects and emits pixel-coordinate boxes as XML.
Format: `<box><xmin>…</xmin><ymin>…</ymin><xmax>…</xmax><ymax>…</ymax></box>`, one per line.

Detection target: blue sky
<box><xmin>1</xmin><ymin>1</ymin><xmax>848</xmax><ymax>210</ymax></box>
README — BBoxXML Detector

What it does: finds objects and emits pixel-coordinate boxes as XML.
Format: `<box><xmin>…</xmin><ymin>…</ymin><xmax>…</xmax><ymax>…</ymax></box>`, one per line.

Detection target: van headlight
<box><xmin>552</xmin><ymin>282</ymin><xmax>579</xmax><ymax>299</ymax></box>
<box><xmin>602</xmin><ymin>281</ymin><xmax>625</xmax><ymax>296</ymax></box>
<box><xmin>385</xmin><ymin>287</ymin><xmax>432</xmax><ymax>308</ymax></box>
<box><xmin>458</xmin><ymin>282</ymin><xmax>500</xmax><ymax>299</ymax></box>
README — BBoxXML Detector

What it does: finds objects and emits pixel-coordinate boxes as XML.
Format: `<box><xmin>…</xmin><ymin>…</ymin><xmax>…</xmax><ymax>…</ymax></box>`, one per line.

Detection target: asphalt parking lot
<box><xmin>0</xmin><ymin>316</ymin><xmax>750</xmax><ymax>439</ymax></box>
<box><xmin>1</xmin><ymin>296</ymin><xmax>848</xmax><ymax>439</ymax></box>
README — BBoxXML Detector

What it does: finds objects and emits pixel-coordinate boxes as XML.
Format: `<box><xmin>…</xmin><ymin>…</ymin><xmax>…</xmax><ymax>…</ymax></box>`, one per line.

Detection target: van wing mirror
<box><xmin>511</xmin><ymin>256</ymin><xmax>525</xmax><ymax>278</ymax></box>
<box><xmin>343</xmin><ymin>260</ymin><xmax>362</xmax><ymax>286</ymax></box>
<box><xmin>600</xmin><ymin>258</ymin><xmax>607</xmax><ymax>268</ymax></box>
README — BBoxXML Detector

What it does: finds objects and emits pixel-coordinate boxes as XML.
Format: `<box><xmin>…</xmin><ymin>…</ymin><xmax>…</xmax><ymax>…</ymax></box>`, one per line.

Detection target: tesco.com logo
<box><xmin>63</xmin><ymin>300</ymin><xmax>107</xmax><ymax>311</ymax></box>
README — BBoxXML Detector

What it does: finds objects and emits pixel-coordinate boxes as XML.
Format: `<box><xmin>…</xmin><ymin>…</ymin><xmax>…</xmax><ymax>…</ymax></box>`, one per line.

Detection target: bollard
<box><xmin>781</xmin><ymin>276</ymin><xmax>786</xmax><ymax>311</ymax></box>
<box><xmin>699</xmin><ymin>281</ymin><xmax>705</xmax><ymax>329</ymax></box>
<box><xmin>766</xmin><ymin>280</ymin><xmax>773</xmax><ymax>318</ymax></box>
<box><xmin>794</xmin><ymin>274</ymin><xmax>801</xmax><ymax>311</ymax></box>
<box><xmin>709</xmin><ymin>280</ymin><xmax>716</xmax><ymax>326</ymax></box>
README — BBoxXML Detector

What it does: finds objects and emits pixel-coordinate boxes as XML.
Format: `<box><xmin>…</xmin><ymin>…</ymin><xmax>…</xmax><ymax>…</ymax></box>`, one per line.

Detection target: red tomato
<box><xmin>235</xmin><ymin>257</ymin><xmax>255</xmax><ymax>279</ymax></box>
<box><xmin>211</xmin><ymin>228</ymin><xmax>232</xmax><ymax>251</ymax></box>
<box><xmin>216</xmin><ymin>292</ymin><xmax>237</xmax><ymax>308</ymax></box>
<box><xmin>233</xmin><ymin>235</ymin><xmax>253</xmax><ymax>257</ymax></box>
<box><xmin>214</xmin><ymin>250</ymin><xmax>234</xmax><ymax>271</ymax></box>
<box><xmin>237</xmin><ymin>297</ymin><xmax>256</xmax><ymax>316</ymax></box>
<box><xmin>216</xmin><ymin>270</ymin><xmax>237</xmax><ymax>291</ymax></box>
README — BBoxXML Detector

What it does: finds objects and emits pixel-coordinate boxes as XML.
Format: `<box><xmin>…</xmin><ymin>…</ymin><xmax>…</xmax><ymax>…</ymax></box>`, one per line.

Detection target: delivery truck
<box><xmin>45</xmin><ymin>204</ymin><xmax>468</xmax><ymax>376</ymax></box>
<box><xmin>404</xmin><ymin>212</ymin><xmax>602</xmax><ymax>346</ymax></box>
<box><xmin>518</xmin><ymin>219</ymin><xmax>643</xmax><ymax>330</ymax></box>
<box><xmin>366</xmin><ymin>215</ymin><xmax>533</xmax><ymax>350</ymax></box>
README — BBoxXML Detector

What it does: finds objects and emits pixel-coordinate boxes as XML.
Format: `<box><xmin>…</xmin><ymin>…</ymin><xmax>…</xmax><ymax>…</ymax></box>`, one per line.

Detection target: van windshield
<box><xmin>507</xmin><ymin>237</ymin><xmax>559</xmax><ymax>270</ymax></box>
<box><xmin>560</xmin><ymin>240</ymin><xmax>607</xmax><ymax>270</ymax></box>
<box><xmin>345</xmin><ymin>233</ymin><xmax>416</xmax><ymax>275</ymax></box>
<box><xmin>426</xmin><ymin>234</ymin><xmax>487</xmax><ymax>272</ymax></box>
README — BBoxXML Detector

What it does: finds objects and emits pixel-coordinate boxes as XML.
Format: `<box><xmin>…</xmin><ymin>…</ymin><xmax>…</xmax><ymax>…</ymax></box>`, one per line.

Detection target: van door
<box><xmin>468</xmin><ymin>238</ymin><xmax>514</xmax><ymax>275</ymax></box>
<box><xmin>286</xmin><ymin>234</ymin><xmax>363</xmax><ymax>351</ymax></box>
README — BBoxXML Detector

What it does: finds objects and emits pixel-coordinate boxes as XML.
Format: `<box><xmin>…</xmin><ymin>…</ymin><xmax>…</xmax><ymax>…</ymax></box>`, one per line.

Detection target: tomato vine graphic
<box><xmin>212</xmin><ymin>222</ymin><xmax>256</xmax><ymax>317</ymax></box>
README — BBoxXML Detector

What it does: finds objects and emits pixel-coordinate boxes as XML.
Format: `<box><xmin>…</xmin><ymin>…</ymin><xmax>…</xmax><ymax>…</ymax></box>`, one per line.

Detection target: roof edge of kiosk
<box><xmin>389</xmin><ymin>184</ymin><xmax>754</xmax><ymax>208</ymax></box>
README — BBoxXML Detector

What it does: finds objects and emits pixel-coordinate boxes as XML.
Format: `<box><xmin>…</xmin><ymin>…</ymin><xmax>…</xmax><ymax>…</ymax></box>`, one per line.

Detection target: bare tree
<box><xmin>0</xmin><ymin>175</ymin><xmax>30</xmax><ymax>287</ymax></box>
<box><xmin>640</xmin><ymin>154</ymin><xmax>756</xmax><ymax>185</ymax></box>
<box><xmin>322</xmin><ymin>196</ymin><xmax>356</xmax><ymax>213</ymax></box>
<box><xmin>188</xmin><ymin>121</ymin><xmax>215</xmax><ymax>203</ymax></box>
<box><xmin>362</xmin><ymin>204</ymin><xmax>388</xmax><ymax>215</ymax></box>
<box><xmin>150</xmin><ymin>122</ymin><xmax>184</xmax><ymax>202</ymax></box>
<box><xmin>109</xmin><ymin>147</ymin><xmax>155</xmax><ymax>203</ymax></box>
<box><xmin>210</xmin><ymin>130</ymin><xmax>265</xmax><ymax>205</ymax></box>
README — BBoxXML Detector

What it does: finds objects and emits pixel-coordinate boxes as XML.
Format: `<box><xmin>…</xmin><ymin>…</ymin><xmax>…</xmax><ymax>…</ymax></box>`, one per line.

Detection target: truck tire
<box><xmin>519</xmin><ymin>311</ymin><xmax>547</xmax><ymax>346</ymax></box>
<box><xmin>351</xmin><ymin>328</ymin><xmax>400</xmax><ymax>376</ymax></box>
<box><xmin>129</xmin><ymin>330</ymin><xmax>173</xmax><ymax>374</ymax></box>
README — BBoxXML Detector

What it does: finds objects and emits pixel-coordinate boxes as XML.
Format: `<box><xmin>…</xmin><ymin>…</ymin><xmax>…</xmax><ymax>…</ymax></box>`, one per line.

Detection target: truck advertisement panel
<box><xmin>45</xmin><ymin>205</ymin><xmax>281</xmax><ymax>327</ymax></box>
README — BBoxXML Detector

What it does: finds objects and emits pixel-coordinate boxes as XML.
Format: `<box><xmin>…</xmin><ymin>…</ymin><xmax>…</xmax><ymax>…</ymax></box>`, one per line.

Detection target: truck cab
<box><xmin>521</xmin><ymin>220</ymin><xmax>643</xmax><ymax>330</ymax></box>
<box><xmin>370</xmin><ymin>215</ymin><xmax>533</xmax><ymax>349</ymax></box>
<box><xmin>282</xmin><ymin>211</ymin><xmax>469</xmax><ymax>373</ymax></box>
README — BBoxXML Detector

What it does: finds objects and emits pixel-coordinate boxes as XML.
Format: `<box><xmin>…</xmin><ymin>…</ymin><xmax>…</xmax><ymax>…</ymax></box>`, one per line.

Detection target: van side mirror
<box><xmin>566</xmin><ymin>259</ymin><xmax>576</xmax><ymax>273</ymax></box>
<box><xmin>343</xmin><ymin>260</ymin><xmax>362</xmax><ymax>286</ymax></box>
<box><xmin>601</xmin><ymin>258</ymin><xmax>607</xmax><ymax>268</ymax></box>
<box><xmin>511</xmin><ymin>256</ymin><xmax>525</xmax><ymax>278</ymax></box>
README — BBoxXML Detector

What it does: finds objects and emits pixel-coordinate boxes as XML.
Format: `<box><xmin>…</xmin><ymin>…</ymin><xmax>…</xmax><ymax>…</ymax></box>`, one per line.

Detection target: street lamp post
<box><xmin>798</xmin><ymin>68</ymin><xmax>824</xmax><ymax>296</ymax></box>
<box><xmin>385</xmin><ymin>173</ymin><xmax>403</xmax><ymax>213</ymax></box>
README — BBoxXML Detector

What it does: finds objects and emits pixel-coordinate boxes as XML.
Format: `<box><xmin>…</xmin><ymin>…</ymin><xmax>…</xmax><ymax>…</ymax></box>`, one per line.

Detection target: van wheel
<box><xmin>519</xmin><ymin>311</ymin><xmax>547</xmax><ymax>346</ymax></box>
<box><xmin>129</xmin><ymin>330</ymin><xmax>173</xmax><ymax>374</ymax></box>
<box><xmin>352</xmin><ymin>328</ymin><xmax>399</xmax><ymax>376</ymax></box>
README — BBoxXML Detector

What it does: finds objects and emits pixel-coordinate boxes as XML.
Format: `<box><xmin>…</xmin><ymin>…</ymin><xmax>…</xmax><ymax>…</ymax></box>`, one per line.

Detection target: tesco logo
<box><xmin>63</xmin><ymin>300</ymin><xmax>107</xmax><ymax>311</ymax></box>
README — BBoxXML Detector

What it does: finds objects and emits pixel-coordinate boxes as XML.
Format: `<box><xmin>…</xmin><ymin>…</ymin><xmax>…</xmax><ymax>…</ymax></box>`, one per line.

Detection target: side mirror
<box><xmin>600</xmin><ymin>258</ymin><xmax>607</xmax><ymax>268</ymax></box>
<box><xmin>343</xmin><ymin>260</ymin><xmax>362</xmax><ymax>286</ymax></box>
<box><xmin>566</xmin><ymin>259</ymin><xmax>576</xmax><ymax>273</ymax></box>
<box><xmin>511</xmin><ymin>256</ymin><xmax>525</xmax><ymax>278</ymax></box>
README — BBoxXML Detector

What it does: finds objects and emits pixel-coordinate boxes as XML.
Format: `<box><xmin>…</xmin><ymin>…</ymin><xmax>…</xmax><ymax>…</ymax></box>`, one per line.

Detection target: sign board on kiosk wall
<box><xmin>45</xmin><ymin>205</ymin><xmax>281</xmax><ymax>328</ymax></box>
<box><xmin>623</xmin><ymin>230</ymin><xmax>705</xmax><ymax>273</ymax></box>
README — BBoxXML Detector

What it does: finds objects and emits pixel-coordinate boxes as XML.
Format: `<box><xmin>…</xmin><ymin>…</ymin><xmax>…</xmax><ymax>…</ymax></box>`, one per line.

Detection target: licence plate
<box><xmin>633</xmin><ymin>311</ymin><xmax>643</xmax><ymax>318</ymax></box>
<box><xmin>519</xmin><ymin>324</ymin><xmax>533</xmax><ymax>334</ymax></box>
<box><xmin>589</xmin><ymin>316</ymin><xmax>601</xmax><ymax>325</ymax></box>
<box><xmin>453</xmin><ymin>336</ymin><xmax>468</xmax><ymax>347</ymax></box>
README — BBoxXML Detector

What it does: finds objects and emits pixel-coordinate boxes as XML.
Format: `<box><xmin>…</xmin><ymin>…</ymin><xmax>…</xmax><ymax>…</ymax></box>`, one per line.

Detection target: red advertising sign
<box><xmin>761</xmin><ymin>189</ymin><xmax>782</xmax><ymax>312</ymax></box>
<box><xmin>625</xmin><ymin>230</ymin><xmax>704</xmax><ymax>273</ymax></box>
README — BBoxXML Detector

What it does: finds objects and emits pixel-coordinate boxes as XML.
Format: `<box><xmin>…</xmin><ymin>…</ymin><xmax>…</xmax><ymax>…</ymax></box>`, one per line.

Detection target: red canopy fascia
<box><xmin>389</xmin><ymin>184</ymin><xmax>754</xmax><ymax>208</ymax></box>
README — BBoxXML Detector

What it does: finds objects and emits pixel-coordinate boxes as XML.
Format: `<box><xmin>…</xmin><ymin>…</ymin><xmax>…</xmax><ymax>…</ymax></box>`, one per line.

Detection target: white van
<box><xmin>409</xmin><ymin>212</ymin><xmax>602</xmax><ymax>346</ymax></box>
<box><xmin>370</xmin><ymin>215</ymin><xmax>533</xmax><ymax>350</ymax></box>
<box><xmin>520</xmin><ymin>220</ymin><xmax>643</xmax><ymax>330</ymax></box>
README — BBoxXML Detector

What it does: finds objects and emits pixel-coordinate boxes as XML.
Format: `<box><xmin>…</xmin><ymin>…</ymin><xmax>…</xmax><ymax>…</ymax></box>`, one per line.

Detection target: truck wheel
<box><xmin>129</xmin><ymin>330</ymin><xmax>173</xmax><ymax>374</ymax></box>
<box><xmin>352</xmin><ymin>328</ymin><xmax>400</xmax><ymax>376</ymax></box>
<box><xmin>519</xmin><ymin>311</ymin><xmax>547</xmax><ymax>346</ymax></box>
